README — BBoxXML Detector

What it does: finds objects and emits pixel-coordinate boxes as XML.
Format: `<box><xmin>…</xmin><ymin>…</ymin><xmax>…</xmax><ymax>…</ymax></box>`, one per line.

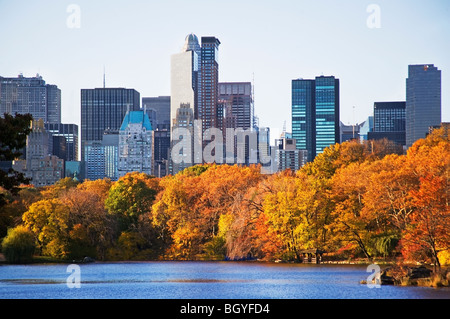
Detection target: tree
<box><xmin>61</xmin><ymin>179</ymin><xmax>114</xmax><ymax>260</ymax></box>
<box><xmin>151</xmin><ymin>164</ymin><xmax>263</xmax><ymax>260</ymax></box>
<box><xmin>105</xmin><ymin>172</ymin><xmax>159</xmax><ymax>232</ymax></box>
<box><xmin>400</xmin><ymin>128</ymin><xmax>450</xmax><ymax>270</ymax></box>
<box><xmin>331</xmin><ymin>161</ymin><xmax>377</xmax><ymax>261</ymax></box>
<box><xmin>1</xmin><ymin>225</ymin><xmax>36</xmax><ymax>263</ymax></box>
<box><xmin>0</xmin><ymin>113</ymin><xmax>33</xmax><ymax>206</ymax></box>
<box><xmin>22</xmin><ymin>198</ymin><xmax>70</xmax><ymax>259</ymax></box>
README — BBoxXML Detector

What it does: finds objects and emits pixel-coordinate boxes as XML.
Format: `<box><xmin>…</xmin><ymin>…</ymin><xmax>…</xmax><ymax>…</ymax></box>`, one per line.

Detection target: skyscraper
<box><xmin>198</xmin><ymin>36</ymin><xmax>221</xmax><ymax>133</ymax></box>
<box><xmin>170</xmin><ymin>34</ymin><xmax>200</xmax><ymax>129</ymax></box>
<box><xmin>0</xmin><ymin>74</ymin><xmax>61</xmax><ymax>124</ymax></box>
<box><xmin>292</xmin><ymin>79</ymin><xmax>315</xmax><ymax>159</ymax></box>
<box><xmin>170</xmin><ymin>34</ymin><xmax>222</xmax><ymax>171</ymax></box>
<box><xmin>406</xmin><ymin>64</ymin><xmax>441</xmax><ymax>148</ymax></box>
<box><xmin>292</xmin><ymin>76</ymin><xmax>340</xmax><ymax>162</ymax></box>
<box><xmin>81</xmin><ymin>88</ymin><xmax>140</xmax><ymax>160</ymax></box>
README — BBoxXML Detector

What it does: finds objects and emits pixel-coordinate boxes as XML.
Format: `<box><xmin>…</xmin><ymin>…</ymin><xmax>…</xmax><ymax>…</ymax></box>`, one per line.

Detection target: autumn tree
<box><xmin>152</xmin><ymin>164</ymin><xmax>263</xmax><ymax>260</ymax></box>
<box><xmin>400</xmin><ymin>127</ymin><xmax>450</xmax><ymax>270</ymax></box>
<box><xmin>22</xmin><ymin>198</ymin><xmax>71</xmax><ymax>259</ymax></box>
<box><xmin>61</xmin><ymin>179</ymin><xmax>114</xmax><ymax>260</ymax></box>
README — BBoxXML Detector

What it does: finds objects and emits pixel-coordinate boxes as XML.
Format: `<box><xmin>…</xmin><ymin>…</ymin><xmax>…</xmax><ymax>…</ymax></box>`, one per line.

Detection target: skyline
<box><xmin>1</xmin><ymin>0</ymin><xmax>449</xmax><ymax>142</ymax></box>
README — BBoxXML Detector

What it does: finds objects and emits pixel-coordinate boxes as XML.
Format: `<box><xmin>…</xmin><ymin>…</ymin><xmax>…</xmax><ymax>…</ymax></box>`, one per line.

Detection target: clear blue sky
<box><xmin>1</xmin><ymin>0</ymin><xmax>449</xmax><ymax>142</ymax></box>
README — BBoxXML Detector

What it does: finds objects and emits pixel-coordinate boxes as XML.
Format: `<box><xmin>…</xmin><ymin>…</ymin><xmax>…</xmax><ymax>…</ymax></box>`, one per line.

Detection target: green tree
<box><xmin>1</xmin><ymin>225</ymin><xmax>36</xmax><ymax>263</ymax></box>
<box><xmin>105</xmin><ymin>172</ymin><xmax>159</xmax><ymax>232</ymax></box>
<box><xmin>0</xmin><ymin>113</ymin><xmax>33</xmax><ymax>206</ymax></box>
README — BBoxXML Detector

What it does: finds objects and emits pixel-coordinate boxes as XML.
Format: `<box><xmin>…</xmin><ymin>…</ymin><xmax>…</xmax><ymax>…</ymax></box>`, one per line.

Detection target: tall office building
<box><xmin>170</xmin><ymin>34</ymin><xmax>221</xmax><ymax>171</ymax></box>
<box><xmin>368</xmin><ymin>101</ymin><xmax>406</xmax><ymax>146</ymax></box>
<box><xmin>406</xmin><ymin>64</ymin><xmax>441</xmax><ymax>148</ymax></box>
<box><xmin>0</xmin><ymin>74</ymin><xmax>61</xmax><ymax>124</ymax></box>
<box><xmin>292</xmin><ymin>76</ymin><xmax>339</xmax><ymax>162</ymax></box>
<box><xmin>170</xmin><ymin>34</ymin><xmax>200</xmax><ymax>129</ymax></box>
<box><xmin>198</xmin><ymin>36</ymin><xmax>221</xmax><ymax>133</ymax></box>
<box><xmin>81</xmin><ymin>88</ymin><xmax>140</xmax><ymax>160</ymax></box>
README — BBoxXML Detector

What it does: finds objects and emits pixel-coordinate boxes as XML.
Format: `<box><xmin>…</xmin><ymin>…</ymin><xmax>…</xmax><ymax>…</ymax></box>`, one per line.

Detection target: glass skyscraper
<box><xmin>406</xmin><ymin>64</ymin><xmax>441</xmax><ymax>148</ymax></box>
<box><xmin>292</xmin><ymin>79</ymin><xmax>315</xmax><ymax>159</ymax></box>
<box><xmin>292</xmin><ymin>76</ymin><xmax>339</xmax><ymax>162</ymax></box>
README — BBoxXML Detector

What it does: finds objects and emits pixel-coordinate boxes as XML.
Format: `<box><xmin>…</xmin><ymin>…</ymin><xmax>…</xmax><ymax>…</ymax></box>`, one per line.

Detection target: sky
<box><xmin>1</xmin><ymin>0</ymin><xmax>449</xmax><ymax>143</ymax></box>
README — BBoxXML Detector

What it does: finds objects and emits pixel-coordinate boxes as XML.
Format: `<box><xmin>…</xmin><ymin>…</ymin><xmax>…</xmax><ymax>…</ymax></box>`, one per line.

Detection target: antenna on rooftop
<box><xmin>103</xmin><ymin>65</ymin><xmax>106</xmax><ymax>88</ymax></box>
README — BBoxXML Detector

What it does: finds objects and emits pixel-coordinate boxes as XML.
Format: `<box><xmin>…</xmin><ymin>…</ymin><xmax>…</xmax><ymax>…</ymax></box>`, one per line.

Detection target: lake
<box><xmin>0</xmin><ymin>261</ymin><xmax>449</xmax><ymax>299</ymax></box>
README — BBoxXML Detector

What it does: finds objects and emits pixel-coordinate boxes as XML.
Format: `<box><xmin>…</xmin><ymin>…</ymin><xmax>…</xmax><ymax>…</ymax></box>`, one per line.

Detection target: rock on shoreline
<box><xmin>362</xmin><ymin>265</ymin><xmax>450</xmax><ymax>287</ymax></box>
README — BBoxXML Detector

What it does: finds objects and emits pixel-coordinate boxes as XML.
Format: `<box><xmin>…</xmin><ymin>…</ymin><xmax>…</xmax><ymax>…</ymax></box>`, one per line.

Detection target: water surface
<box><xmin>1</xmin><ymin>261</ymin><xmax>449</xmax><ymax>299</ymax></box>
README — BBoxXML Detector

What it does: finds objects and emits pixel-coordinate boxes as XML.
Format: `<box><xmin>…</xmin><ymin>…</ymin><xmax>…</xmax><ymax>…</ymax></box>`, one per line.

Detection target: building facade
<box><xmin>275</xmin><ymin>136</ymin><xmax>308</xmax><ymax>172</ymax></box>
<box><xmin>198</xmin><ymin>37</ymin><xmax>221</xmax><ymax>133</ymax></box>
<box><xmin>0</xmin><ymin>74</ymin><xmax>61</xmax><ymax>124</ymax></box>
<box><xmin>406</xmin><ymin>64</ymin><xmax>441</xmax><ymax>148</ymax></box>
<box><xmin>45</xmin><ymin>123</ymin><xmax>79</xmax><ymax>161</ymax></box>
<box><xmin>170</xmin><ymin>34</ymin><xmax>200</xmax><ymax>130</ymax></box>
<box><xmin>118</xmin><ymin>110</ymin><xmax>153</xmax><ymax>177</ymax></box>
<box><xmin>142</xmin><ymin>96</ymin><xmax>171</xmax><ymax>131</ymax></box>
<box><xmin>83</xmin><ymin>130</ymin><xmax>119</xmax><ymax>181</ymax></box>
<box><xmin>292</xmin><ymin>76</ymin><xmax>339</xmax><ymax>162</ymax></box>
<box><xmin>17</xmin><ymin>119</ymin><xmax>65</xmax><ymax>186</ymax></box>
<box><xmin>340</xmin><ymin>121</ymin><xmax>361</xmax><ymax>143</ymax></box>
<box><xmin>368</xmin><ymin>101</ymin><xmax>406</xmax><ymax>146</ymax></box>
<box><xmin>218</xmin><ymin>82</ymin><xmax>253</xmax><ymax>131</ymax></box>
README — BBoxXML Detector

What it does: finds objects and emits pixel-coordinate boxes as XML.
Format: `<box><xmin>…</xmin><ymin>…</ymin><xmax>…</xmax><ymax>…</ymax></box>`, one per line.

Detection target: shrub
<box><xmin>1</xmin><ymin>225</ymin><xmax>36</xmax><ymax>263</ymax></box>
